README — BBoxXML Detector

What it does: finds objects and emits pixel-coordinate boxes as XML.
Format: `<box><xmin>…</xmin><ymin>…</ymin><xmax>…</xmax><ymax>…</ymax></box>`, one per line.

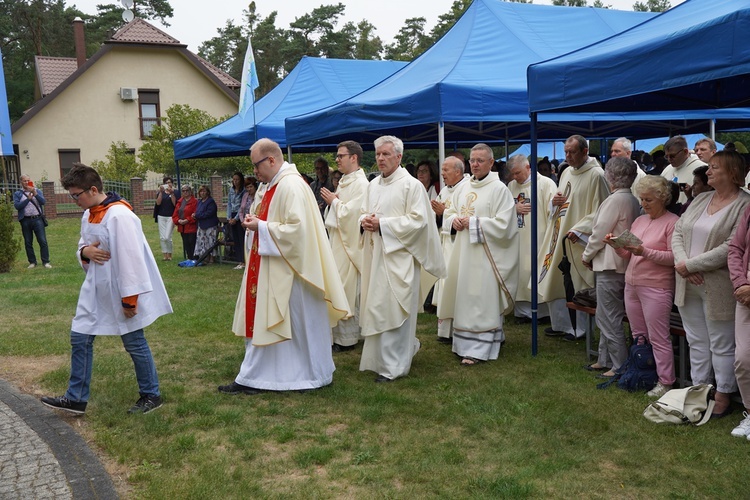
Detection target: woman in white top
<box><xmin>672</xmin><ymin>151</ymin><xmax>750</xmax><ymax>418</ymax></box>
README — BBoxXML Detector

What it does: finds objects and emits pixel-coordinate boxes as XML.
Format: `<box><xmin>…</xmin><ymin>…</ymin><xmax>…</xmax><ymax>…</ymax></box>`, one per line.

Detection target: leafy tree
<box><xmin>385</xmin><ymin>17</ymin><xmax>430</xmax><ymax>61</ymax></box>
<box><xmin>592</xmin><ymin>0</ymin><xmax>611</xmax><ymax>7</ymax></box>
<box><xmin>633</xmin><ymin>0</ymin><xmax>671</xmax><ymax>12</ymax></box>
<box><xmin>90</xmin><ymin>141</ymin><xmax>146</xmax><ymax>182</ymax></box>
<box><xmin>1</xmin><ymin>0</ymin><xmax>84</xmax><ymax>120</ymax></box>
<box><xmin>138</xmin><ymin>104</ymin><xmax>247</xmax><ymax>177</ymax></box>
<box><xmin>353</xmin><ymin>20</ymin><xmax>383</xmax><ymax>60</ymax></box>
<box><xmin>0</xmin><ymin>192</ymin><xmax>22</xmax><ymax>273</ymax></box>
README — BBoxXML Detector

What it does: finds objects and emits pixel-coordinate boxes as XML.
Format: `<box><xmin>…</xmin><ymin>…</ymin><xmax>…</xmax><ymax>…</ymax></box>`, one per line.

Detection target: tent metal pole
<box><xmin>175</xmin><ymin>159</ymin><xmax>181</xmax><ymax>192</ymax></box>
<box><xmin>530</xmin><ymin>113</ymin><xmax>539</xmax><ymax>357</ymax></box>
<box><xmin>287</xmin><ymin>145</ymin><xmax>293</xmax><ymax>164</ymax></box>
<box><xmin>438</xmin><ymin>122</ymin><xmax>445</xmax><ymax>190</ymax></box>
<box><xmin>710</xmin><ymin>119</ymin><xmax>716</xmax><ymax>140</ymax></box>
<box><xmin>505</xmin><ymin>126</ymin><xmax>509</xmax><ymax>162</ymax></box>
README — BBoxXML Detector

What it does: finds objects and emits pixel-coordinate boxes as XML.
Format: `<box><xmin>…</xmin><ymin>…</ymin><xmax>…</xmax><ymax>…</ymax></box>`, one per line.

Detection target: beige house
<box><xmin>11</xmin><ymin>18</ymin><xmax>240</xmax><ymax>183</ymax></box>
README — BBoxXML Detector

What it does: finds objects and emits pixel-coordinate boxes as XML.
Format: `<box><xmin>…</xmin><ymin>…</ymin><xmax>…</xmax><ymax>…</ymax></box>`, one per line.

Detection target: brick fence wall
<box><xmin>44</xmin><ymin>175</ymin><xmax>228</xmax><ymax>219</ymax></box>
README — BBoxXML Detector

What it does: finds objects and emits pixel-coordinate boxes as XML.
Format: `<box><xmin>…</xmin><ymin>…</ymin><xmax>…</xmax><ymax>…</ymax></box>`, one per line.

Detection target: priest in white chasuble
<box><xmin>321</xmin><ymin>140</ymin><xmax>369</xmax><ymax>352</ymax></box>
<box><xmin>438</xmin><ymin>143</ymin><xmax>520</xmax><ymax>366</ymax></box>
<box><xmin>359</xmin><ymin>136</ymin><xmax>446</xmax><ymax>382</ymax></box>
<box><xmin>431</xmin><ymin>156</ymin><xmax>469</xmax><ymax>342</ymax></box>
<box><xmin>220</xmin><ymin>138</ymin><xmax>350</xmax><ymax>395</ymax></box>
<box><xmin>537</xmin><ymin>135</ymin><xmax>610</xmax><ymax>341</ymax></box>
<box><xmin>507</xmin><ymin>154</ymin><xmax>557</xmax><ymax>321</ymax></box>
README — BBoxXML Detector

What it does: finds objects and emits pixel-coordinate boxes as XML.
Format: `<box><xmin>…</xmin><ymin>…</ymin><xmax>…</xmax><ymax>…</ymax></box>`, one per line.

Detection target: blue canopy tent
<box><xmin>173</xmin><ymin>57</ymin><xmax>407</xmax><ymax>159</ymax></box>
<box><xmin>0</xmin><ymin>47</ymin><xmax>13</xmax><ymax>158</ymax></box>
<box><xmin>526</xmin><ymin>0</ymin><xmax>750</xmax><ymax>354</ymax></box>
<box><xmin>284</xmin><ymin>0</ymin><xmax>665</xmax><ymax>152</ymax></box>
<box><xmin>528</xmin><ymin>0</ymin><xmax>750</xmax><ymax>115</ymax></box>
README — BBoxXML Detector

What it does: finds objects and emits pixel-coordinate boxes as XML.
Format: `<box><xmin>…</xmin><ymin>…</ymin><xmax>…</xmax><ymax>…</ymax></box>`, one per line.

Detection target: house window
<box><xmin>58</xmin><ymin>149</ymin><xmax>81</xmax><ymax>179</ymax></box>
<box><xmin>138</xmin><ymin>90</ymin><xmax>160</xmax><ymax>138</ymax></box>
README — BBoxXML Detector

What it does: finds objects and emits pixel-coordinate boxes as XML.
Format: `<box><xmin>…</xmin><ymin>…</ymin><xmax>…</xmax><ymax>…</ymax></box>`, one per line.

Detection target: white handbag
<box><xmin>643</xmin><ymin>384</ymin><xmax>716</xmax><ymax>426</ymax></box>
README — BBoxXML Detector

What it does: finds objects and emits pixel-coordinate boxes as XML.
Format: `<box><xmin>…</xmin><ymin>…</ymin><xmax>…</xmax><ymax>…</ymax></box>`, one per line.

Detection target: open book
<box><xmin>609</xmin><ymin>229</ymin><xmax>642</xmax><ymax>249</ymax></box>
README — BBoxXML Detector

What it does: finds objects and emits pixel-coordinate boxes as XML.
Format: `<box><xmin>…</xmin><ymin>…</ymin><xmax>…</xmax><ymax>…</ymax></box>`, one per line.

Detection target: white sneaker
<box><xmin>647</xmin><ymin>382</ymin><xmax>672</xmax><ymax>398</ymax></box>
<box><xmin>27</xmin><ymin>263</ymin><xmax>36</xmax><ymax>269</ymax></box>
<box><xmin>43</xmin><ymin>263</ymin><xmax>52</xmax><ymax>269</ymax></box>
<box><xmin>731</xmin><ymin>412</ymin><xmax>750</xmax><ymax>438</ymax></box>
<box><xmin>233</xmin><ymin>264</ymin><xmax>245</xmax><ymax>270</ymax></box>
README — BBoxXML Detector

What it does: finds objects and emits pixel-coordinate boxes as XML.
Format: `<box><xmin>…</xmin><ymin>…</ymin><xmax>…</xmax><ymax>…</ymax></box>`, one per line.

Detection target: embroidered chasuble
<box><xmin>508</xmin><ymin>173</ymin><xmax>557</xmax><ymax>303</ymax></box>
<box><xmin>537</xmin><ymin>157</ymin><xmax>610</xmax><ymax>302</ymax></box>
<box><xmin>437</xmin><ymin>172</ymin><xmax>520</xmax><ymax>333</ymax></box>
<box><xmin>231</xmin><ymin>163</ymin><xmax>350</xmax><ymax>346</ymax></box>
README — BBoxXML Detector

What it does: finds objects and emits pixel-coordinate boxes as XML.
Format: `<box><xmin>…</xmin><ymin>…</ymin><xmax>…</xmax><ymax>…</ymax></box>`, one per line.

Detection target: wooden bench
<box><xmin>566</xmin><ymin>302</ymin><xmax>691</xmax><ymax>388</ymax></box>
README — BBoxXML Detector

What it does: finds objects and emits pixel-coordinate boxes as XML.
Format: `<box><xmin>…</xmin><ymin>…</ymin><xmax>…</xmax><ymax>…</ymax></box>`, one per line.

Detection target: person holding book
<box><xmin>581</xmin><ymin>157</ymin><xmax>640</xmax><ymax>378</ymax></box>
<box><xmin>605</xmin><ymin>175</ymin><xmax>679</xmax><ymax>397</ymax></box>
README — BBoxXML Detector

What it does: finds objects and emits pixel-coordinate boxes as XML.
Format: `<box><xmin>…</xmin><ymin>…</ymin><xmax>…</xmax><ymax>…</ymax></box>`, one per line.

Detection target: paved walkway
<box><xmin>0</xmin><ymin>379</ymin><xmax>118</xmax><ymax>499</ymax></box>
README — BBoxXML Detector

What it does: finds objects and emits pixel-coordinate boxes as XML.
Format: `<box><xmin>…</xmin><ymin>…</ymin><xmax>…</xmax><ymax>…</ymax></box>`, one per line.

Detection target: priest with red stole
<box><xmin>219</xmin><ymin>138</ymin><xmax>350</xmax><ymax>395</ymax></box>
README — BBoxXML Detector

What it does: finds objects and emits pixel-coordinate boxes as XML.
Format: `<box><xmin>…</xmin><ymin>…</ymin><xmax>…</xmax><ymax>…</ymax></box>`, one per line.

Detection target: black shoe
<box><xmin>583</xmin><ymin>364</ymin><xmax>608</xmax><ymax>372</ymax></box>
<box><xmin>563</xmin><ymin>333</ymin><xmax>583</xmax><ymax>342</ymax></box>
<box><xmin>128</xmin><ymin>394</ymin><xmax>163</xmax><ymax>414</ymax></box>
<box><xmin>437</xmin><ymin>337</ymin><xmax>452</xmax><ymax>344</ymax></box>
<box><xmin>217</xmin><ymin>381</ymin><xmax>263</xmax><ymax>395</ymax></box>
<box><xmin>544</xmin><ymin>327</ymin><xmax>566</xmax><ymax>337</ymax></box>
<box><xmin>41</xmin><ymin>396</ymin><xmax>87</xmax><ymax>415</ymax></box>
<box><xmin>332</xmin><ymin>343</ymin><xmax>356</xmax><ymax>353</ymax></box>
<box><xmin>374</xmin><ymin>375</ymin><xmax>393</xmax><ymax>383</ymax></box>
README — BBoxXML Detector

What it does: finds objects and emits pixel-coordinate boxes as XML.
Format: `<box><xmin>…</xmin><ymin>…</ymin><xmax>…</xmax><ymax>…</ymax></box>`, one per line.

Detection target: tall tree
<box><xmin>633</xmin><ymin>0</ymin><xmax>671</xmax><ymax>12</ymax></box>
<box><xmin>353</xmin><ymin>20</ymin><xmax>383</xmax><ymax>60</ymax></box>
<box><xmin>385</xmin><ymin>17</ymin><xmax>429</xmax><ymax>61</ymax></box>
<box><xmin>1</xmin><ymin>0</ymin><xmax>84</xmax><ymax>120</ymax></box>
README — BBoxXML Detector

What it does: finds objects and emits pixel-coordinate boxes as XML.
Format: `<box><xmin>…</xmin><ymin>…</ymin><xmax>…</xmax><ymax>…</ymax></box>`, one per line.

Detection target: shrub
<box><xmin>0</xmin><ymin>192</ymin><xmax>21</xmax><ymax>272</ymax></box>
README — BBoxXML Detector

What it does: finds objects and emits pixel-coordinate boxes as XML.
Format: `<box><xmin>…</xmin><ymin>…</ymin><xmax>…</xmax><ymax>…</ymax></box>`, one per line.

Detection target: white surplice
<box><xmin>324</xmin><ymin>168</ymin><xmax>368</xmax><ymax>346</ymax></box>
<box><xmin>359</xmin><ymin>167</ymin><xmax>446</xmax><ymax>379</ymax></box>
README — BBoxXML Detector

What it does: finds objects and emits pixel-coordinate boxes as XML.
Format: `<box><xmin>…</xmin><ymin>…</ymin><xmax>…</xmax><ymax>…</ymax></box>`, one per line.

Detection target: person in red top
<box><xmin>172</xmin><ymin>185</ymin><xmax>198</xmax><ymax>260</ymax></box>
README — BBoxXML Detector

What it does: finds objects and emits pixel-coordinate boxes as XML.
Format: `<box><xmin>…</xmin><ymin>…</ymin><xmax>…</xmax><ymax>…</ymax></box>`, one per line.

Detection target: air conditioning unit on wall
<box><xmin>120</xmin><ymin>87</ymin><xmax>137</xmax><ymax>101</ymax></box>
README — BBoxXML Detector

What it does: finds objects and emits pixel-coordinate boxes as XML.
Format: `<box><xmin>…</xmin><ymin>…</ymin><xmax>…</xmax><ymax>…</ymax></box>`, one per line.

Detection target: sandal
<box><xmin>460</xmin><ymin>357</ymin><xmax>483</xmax><ymax>366</ymax></box>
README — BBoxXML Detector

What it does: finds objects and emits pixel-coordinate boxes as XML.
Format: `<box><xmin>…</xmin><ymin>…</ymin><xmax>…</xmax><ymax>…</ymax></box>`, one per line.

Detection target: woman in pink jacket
<box><xmin>728</xmin><ymin>203</ymin><xmax>750</xmax><ymax>439</ymax></box>
<box><xmin>606</xmin><ymin>175</ymin><xmax>679</xmax><ymax>398</ymax></box>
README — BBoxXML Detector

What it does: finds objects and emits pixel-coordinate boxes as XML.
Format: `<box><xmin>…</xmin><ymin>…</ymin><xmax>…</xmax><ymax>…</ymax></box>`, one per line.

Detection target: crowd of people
<box><xmin>34</xmin><ymin>134</ymin><xmax>750</xmax><ymax>443</ymax></box>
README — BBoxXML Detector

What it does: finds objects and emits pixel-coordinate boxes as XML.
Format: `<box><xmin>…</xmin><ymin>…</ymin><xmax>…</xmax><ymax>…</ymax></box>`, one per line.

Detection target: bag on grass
<box><xmin>616</xmin><ymin>336</ymin><xmax>658</xmax><ymax>392</ymax></box>
<box><xmin>643</xmin><ymin>384</ymin><xmax>715</xmax><ymax>426</ymax></box>
<box><xmin>597</xmin><ymin>335</ymin><xmax>657</xmax><ymax>391</ymax></box>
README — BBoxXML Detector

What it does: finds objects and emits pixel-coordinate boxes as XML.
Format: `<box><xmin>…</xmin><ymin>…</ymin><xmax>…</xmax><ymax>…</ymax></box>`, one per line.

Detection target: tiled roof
<box><xmin>109</xmin><ymin>17</ymin><xmax>182</xmax><ymax>45</ymax></box>
<box><xmin>194</xmin><ymin>54</ymin><xmax>240</xmax><ymax>89</ymax></box>
<box><xmin>35</xmin><ymin>56</ymin><xmax>77</xmax><ymax>97</ymax></box>
<box><xmin>32</xmin><ymin>19</ymin><xmax>238</xmax><ymax>99</ymax></box>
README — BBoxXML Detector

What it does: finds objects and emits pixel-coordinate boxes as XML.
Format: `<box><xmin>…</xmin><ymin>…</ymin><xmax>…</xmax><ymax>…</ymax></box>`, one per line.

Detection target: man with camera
<box><xmin>13</xmin><ymin>174</ymin><xmax>51</xmax><ymax>269</ymax></box>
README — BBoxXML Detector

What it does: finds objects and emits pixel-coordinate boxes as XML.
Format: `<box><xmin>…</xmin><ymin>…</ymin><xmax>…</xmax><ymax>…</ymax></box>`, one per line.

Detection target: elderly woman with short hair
<box><xmin>581</xmin><ymin>157</ymin><xmax>641</xmax><ymax>378</ymax></box>
<box><xmin>673</xmin><ymin>151</ymin><xmax>750</xmax><ymax>417</ymax></box>
<box><xmin>606</xmin><ymin>176</ymin><xmax>680</xmax><ymax>397</ymax></box>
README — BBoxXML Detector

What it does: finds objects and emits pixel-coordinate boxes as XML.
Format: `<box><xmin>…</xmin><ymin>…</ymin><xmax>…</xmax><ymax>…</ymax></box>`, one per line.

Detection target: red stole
<box><xmin>245</xmin><ymin>183</ymin><xmax>278</xmax><ymax>337</ymax></box>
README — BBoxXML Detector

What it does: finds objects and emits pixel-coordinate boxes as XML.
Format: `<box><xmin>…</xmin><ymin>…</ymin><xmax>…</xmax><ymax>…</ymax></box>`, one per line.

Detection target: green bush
<box><xmin>0</xmin><ymin>192</ymin><xmax>21</xmax><ymax>272</ymax></box>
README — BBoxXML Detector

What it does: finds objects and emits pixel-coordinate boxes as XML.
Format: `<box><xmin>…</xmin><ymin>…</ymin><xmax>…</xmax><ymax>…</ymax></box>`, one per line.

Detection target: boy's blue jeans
<box><xmin>64</xmin><ymin>329</ymin><xmax>160</xmax><ymax>403</ymax></box>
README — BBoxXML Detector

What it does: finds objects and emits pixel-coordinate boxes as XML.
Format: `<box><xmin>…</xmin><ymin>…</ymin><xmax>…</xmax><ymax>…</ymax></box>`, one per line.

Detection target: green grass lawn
<box><xmin>1</xmin><ymin>216</ymin><xmax>748</xmax><ymax>499</ymax></box>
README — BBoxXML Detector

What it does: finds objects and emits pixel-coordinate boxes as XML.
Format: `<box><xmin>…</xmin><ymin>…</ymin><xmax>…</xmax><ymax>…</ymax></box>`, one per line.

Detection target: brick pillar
<box><xmin>210</xmin><ymin>175</ymin><xmax>225</xmax><ymax>215</ymax></box>
<box><xmin>130</xmin><ymin>177</ymin><xmax>144</xmax><ymax>215</ymax></box>
<box><xmin>42</xmin><ymin>181</ymin><xmax>57</xmax><ymax>219</ymax></box>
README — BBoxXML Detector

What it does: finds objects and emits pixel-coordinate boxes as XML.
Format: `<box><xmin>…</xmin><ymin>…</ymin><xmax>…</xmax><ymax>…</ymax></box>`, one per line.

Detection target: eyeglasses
<box><xmin>335</xmin><ymin>153</ymin><xmax>352</xmax><ymax>160</ymax></box>
<box><xmin>68</xmin><ymin>189</ymin><xmax>89</xmax><ymax>201</ymax></box>
<box><xmin>253</xmin><ymin>156</ymin><xmax>270</xmax><ymax>169</ymax></box>
<box><xmin>665</xmin><ymin>149</ymin><xmax>685</xmax><ymax>160</ymax></box>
